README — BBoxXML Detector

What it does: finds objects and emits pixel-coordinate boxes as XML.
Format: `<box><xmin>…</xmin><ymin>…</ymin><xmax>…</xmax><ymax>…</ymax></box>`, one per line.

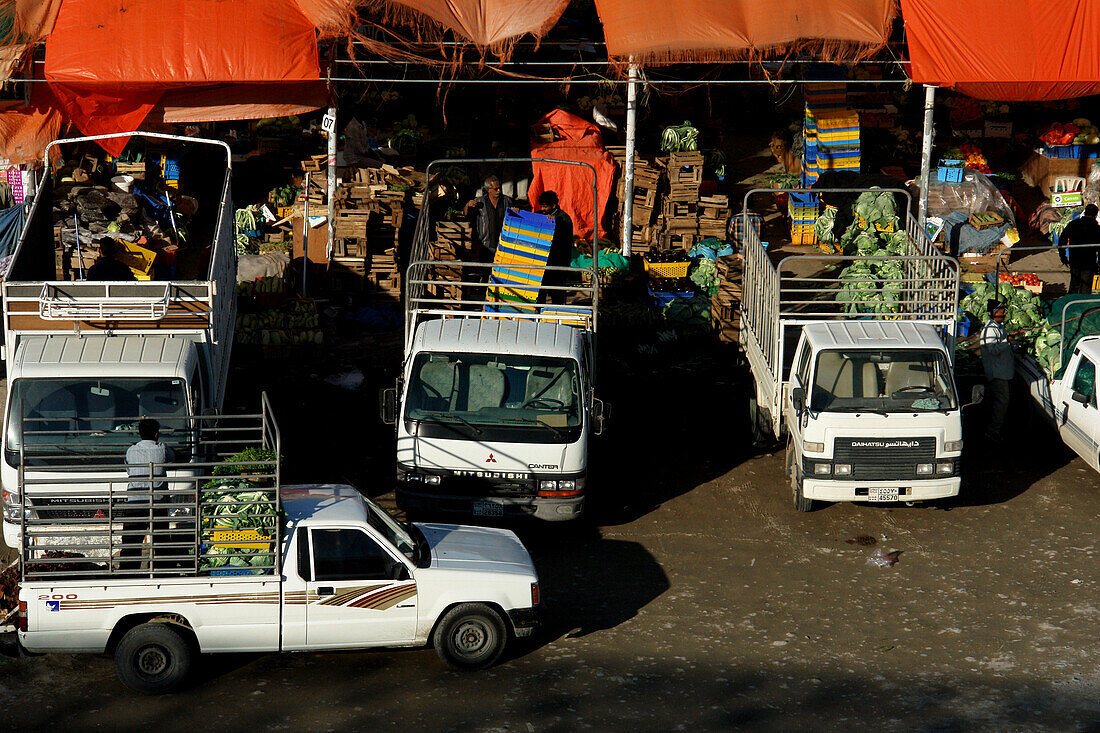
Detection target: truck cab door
<box><xmin>302</xmin><ymin>526</ymin><xmax>418</xmax><ymax>649</ymax></box>
<box><xmin>786</xmin><ymin>340</ymin><xmax>813</xmax><ymax>447</ymax></box>
<box><xmin>1059</xmin><ymin>351</ymin><xmax>1100</xmax><ymax>471</ymax></box>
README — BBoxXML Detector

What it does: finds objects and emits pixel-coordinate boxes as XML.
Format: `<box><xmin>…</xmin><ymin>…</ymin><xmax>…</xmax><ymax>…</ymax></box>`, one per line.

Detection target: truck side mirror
<box><xmin>965</xmin><ymin>384</ymin><xmax>985</xmax><ymax>408</ymax></box>
<box><xmin>380</xmin><ymin>387</ymin><xmax>398</xmax><ymax>425</ymax></box>
<box><xmin>1072</xmin><ymin>390</ymin><xmax>1091</xmax><ymax>406</ymax></box>
<box><xmin>791</xmin><ymin>386</ymin><xmax>807</xmax><ymax>413</ymax></box>
<box><xmin>591</xmin><ymin>398</ymin><xmax>608</xmax><ymax>436</ymax></box>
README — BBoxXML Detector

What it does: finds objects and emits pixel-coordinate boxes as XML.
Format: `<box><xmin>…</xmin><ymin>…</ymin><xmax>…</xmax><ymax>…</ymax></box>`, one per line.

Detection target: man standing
<box><xmin>1059</xmin><ymin>204</ymin><xmax>1100</xmax><ymax>294</ymax></box>
<box><xmin>980</xmin><ymin>300</ymin><xmax>1015</xmax><ymax>443</ymax></box>
<box><xmin>538</xmin><ymin>190</ymin><xmax>574</xmax><ymax>305</ymax></box>
<box><xmin>120</xmin><ymin>418</ymin><xmax>176</xmax><ymax>569</ymax></box>
<box><xmin>464</xmin><ymin>176</ymin><xmax>513</xmax><ymax>263</ymax></box>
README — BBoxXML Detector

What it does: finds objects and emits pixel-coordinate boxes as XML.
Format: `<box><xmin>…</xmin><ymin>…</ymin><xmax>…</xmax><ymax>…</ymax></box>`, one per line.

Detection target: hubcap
<box><xmin>136</xmin><ymin>645</ymin><xmax>169</xmax><ymax>677</ymax></box>
<box><xmin>454</xmin><ymin>621</ymin><xmax>489</xmax><ymax>655</ymax></box>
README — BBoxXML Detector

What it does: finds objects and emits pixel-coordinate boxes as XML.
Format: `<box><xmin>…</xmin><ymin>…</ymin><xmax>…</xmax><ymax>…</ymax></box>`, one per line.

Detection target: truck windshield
<box><xmin>6</xmin><ymin>378</ymin><xmax>190</xmax><ymax>466</ymax></box>
<box><xmin>810</xmin><ymin>349</ymin><xmax>958</xmax><ymax>413</ymax></box>
<box><xmin>405</xmin><ymin>352</ymin><xmax>582</xmax><ymax>433</ymax></box>
<box><xmin>363</xmin><ymin>498</ymin><xmax>417</xmax><ymax>560</ymax></box>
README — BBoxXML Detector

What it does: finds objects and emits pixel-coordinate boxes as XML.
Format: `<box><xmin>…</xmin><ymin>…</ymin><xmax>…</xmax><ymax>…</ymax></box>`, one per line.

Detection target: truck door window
<box><xmin>296</xmin><ymin>527</ymin><xmax>312</xmax><ymax>581</ymax></box>
<box><xmin>1072</xmin><ymin>358</ymin><xmax>1096</xmax><ymax>406</ymax></box>
<box><xmin>795</xmin><ymin>345</ymin><xmax>811</xmax><ymax>386</ymax></box>
<box><xmin>311</xmin><ymin>528</ymin><xmax>393</xmax><ymax>581</ymax></box>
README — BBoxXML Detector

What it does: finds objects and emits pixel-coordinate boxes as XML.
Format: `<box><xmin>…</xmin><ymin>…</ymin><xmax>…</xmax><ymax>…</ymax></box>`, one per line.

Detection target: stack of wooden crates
<box><xmin>711</xmin><ymin>253</ymin><xmax>743</xmax><ymax>342</ymax></box>
<box><xmin>609</xmin><ymin>146</ymin><xmax>660</xmax><ymax>254</ymax></box>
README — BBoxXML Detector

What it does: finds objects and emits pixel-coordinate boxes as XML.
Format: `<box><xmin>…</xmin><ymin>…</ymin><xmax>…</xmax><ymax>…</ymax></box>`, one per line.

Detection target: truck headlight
<box><xmin>916</xmin><ymin>463</ymin><xmax>934</xmax><ymax>475</ymax></box>
<box><xmin>1</xmin><ymin>488</ymin><xmax>21</xmax><ymax>522</ymax></box>
<box><xmin>814</xmin><ymin>463</ymin><xmax>832</xmax><ymax>475</ymax></box>
<box><xmin>557</xmin><ymin>480</ymin><xmax>575</xmax><ymax>490</ymax></box>
<box><xmin>936</xmin><ymin>461</ymin><xmax>954</xmax><ymax>475</ymax></box>
<box><xmin>804</xmin><ymin>441</ymin><xmax>825</xmax><ymax>453</ymax></box>
<box><xmin>944</xmin><ymin>440</ymin><xmax>963</xmax><ymax>453</ymax></box>
<box><xmin>539</xmin><ymin>480</ymin><xmax>558</xmax><ymax>490</ymax></box>
<box><xmin>834</xmin><ymin>464</ymin><xmax>852</xmax><ymax>476</ymax></box>
<box><xmin>424</xmin><ymin>475</ymin><xmax>442</xmax><ymax>486</ymax></box>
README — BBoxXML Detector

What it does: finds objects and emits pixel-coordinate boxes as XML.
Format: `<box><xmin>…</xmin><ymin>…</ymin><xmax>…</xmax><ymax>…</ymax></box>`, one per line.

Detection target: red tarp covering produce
<box><xmin>902</xmin><ymin>0</ymin><xmax>1100</xmax><ymax>100</ymax></box>
<box><xmin>528</xmin><ymin>110</ymin><xmax>615</xmax><ymax>241</ymax></box>
<box><xmin>595</xmin><ymin>0</ymin><xmax>894</xmax><ymax>62</ymax></box>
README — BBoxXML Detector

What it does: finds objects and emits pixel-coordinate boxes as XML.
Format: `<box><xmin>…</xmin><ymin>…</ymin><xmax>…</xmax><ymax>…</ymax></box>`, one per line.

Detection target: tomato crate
<box><xmin>993</xmin><ymin>271</ymin><xmax>1043</xmax><ymax>295</ymax></box>
<box><xmin>643</xmin><ymin>259</ymin><xmax>690</xmax><ymax>278</ymax></box>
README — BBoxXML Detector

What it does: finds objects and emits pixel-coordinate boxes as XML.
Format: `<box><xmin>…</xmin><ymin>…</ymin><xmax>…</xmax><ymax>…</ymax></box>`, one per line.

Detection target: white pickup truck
<box><xmin>1018</xmin><ymin>295</ymin><xmax>1100</xmax><ymax>470</ymax></box>
<box><xmin>11</xmin><ymin>401</ymin><xmax>540</xmax><ymax>694</ymax></box>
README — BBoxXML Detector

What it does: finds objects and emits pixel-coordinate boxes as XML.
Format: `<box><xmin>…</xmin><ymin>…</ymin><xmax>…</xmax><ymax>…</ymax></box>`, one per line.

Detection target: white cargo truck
<box><xmin>1</xmin><ymin>133</ymin><xmax>236</xmax><ymax>548</ymax></box>
<box><xmin>382</xmin><ymin>260</ymin><xmax>606</xmax><ymax>521</ymax></box>
<box><xmin>10</xmin><ymin>397</ymin><xmax>540</xmax><ymax>693</ymax></box>
<box><xmin>739</xmin><ymin>201</ymin><xmax>980</xmax><ymax>511</ymax></box>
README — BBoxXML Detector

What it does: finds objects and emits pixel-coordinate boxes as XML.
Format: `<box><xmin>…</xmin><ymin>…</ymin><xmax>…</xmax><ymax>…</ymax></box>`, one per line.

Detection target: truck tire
<box><xmin>747</xmin><ymin>392</ymin><xmax>772</xmax><ymax>447</ymax></box>
<box><xmin>114</xmin><ymin>623</ymin><xmax>193</xmax><ymax>694</ymax></box>
<box><xmin>791</xmin><ymin>468</ymin><xmax>814</xmax><ymax>513</ymax></box>
<box><xmin>433</xmin><ymin>603</ymin><xmax>507</xmax><ymax>671</ymax></box>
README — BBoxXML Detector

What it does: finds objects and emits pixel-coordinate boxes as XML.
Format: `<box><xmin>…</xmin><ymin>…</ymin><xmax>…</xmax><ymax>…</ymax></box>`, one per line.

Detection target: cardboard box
<box><xmin>290</xmin><ymin>217</ymin><xmax>330</xmax><ymax>264</ymax></box>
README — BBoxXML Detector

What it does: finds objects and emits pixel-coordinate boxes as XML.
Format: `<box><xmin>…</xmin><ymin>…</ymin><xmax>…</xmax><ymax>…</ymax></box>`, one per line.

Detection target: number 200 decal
<box><xmin>39</xmin><ymin>594</ymin><xmax>78</xmax><ymax>600</ymax></box>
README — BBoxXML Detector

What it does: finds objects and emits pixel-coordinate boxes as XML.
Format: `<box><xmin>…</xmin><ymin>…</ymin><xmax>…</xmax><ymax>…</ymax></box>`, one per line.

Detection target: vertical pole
<box><xmin>302</xmin><ymin>172</ymin><xmax>310</xmax><ymax>297</ymax></box>
<box><xmin>622</xmin><ymin>61</ymin><xmax>639</xmax><ymax>257</ymax></box>
<box><xmin>326</xmin><ymin>104</ymin><xmax>337</xmax><ymax>262</ymax></box>
<box><xmin>917</xmin><ymin>84</ymin><xmax>936</xmax><ymax>231</ymax></box>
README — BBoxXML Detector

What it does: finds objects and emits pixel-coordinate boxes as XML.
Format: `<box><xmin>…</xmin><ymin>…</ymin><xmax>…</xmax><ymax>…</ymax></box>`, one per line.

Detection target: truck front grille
<box><xmin>833</xmin><ymin>437</ymin><xmax>936</xmax><ymax>481</ymax></box>
<box><xmin>440</xmin><ymin>476</ymin><xmax>536</xmax><ymax>498</ymax></box>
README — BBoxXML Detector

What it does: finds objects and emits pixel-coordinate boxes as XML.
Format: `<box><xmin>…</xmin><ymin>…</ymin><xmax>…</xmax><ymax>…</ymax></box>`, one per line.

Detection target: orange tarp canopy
<box><xmin>901</xmin><ymin>0</ymin><xmax>1100</xmax><ymax>101</ymax></box>
<box><xmin>595</xmin><ymin>0</ymin><xmax>895</xmax><ymax>63</ymax></box>
<box><xmin>366</xmin><ymin>0</ymin><xmax>569</xmax><ymax>47</ymax></box>
<box><xmin>528</xmin><ymin>110</ymin><xmax>615</xmax><ymax>241</ymax></box>
<box><xmin>39</xmin><ymin>0</ymin><xmax>324</xmax><ymax>155</ymax></box>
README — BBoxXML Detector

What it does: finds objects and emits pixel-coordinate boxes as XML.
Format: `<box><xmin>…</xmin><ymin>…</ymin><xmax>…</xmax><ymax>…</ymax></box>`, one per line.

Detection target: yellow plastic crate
<box><xmin>114</xmin><ymin>239</ymin><xmax>157</xmax><ymax>281</ymax></box>
<box><xmin>210</xmin><ymin>528</ymin><xmax>271</xmax><ymax>550</ymax></box>
<box><xmin>643</xmin><ymin>259</ymin><xmax>690</xmax><ymax>278</ymax></box>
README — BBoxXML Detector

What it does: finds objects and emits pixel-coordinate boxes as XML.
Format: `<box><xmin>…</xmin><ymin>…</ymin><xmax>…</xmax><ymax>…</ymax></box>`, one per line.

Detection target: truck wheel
<box><xmin>791</xmin><ymin>469</ymin><xmax>814</xmax><ymax>513</ymax></box>
<box><xmin>747</xmin><ymin>393</ymin><xmax>772</xmax><ymax>447</ymax></box>
<box><xmin>114</xmin><ymin>623</ymin><xmax>192</xmax><ymax>694</ymax></box>
<box><xmin>433</xmin><ymin>603</ymin><xmax>507</xmax><ymax>671</ymax></box>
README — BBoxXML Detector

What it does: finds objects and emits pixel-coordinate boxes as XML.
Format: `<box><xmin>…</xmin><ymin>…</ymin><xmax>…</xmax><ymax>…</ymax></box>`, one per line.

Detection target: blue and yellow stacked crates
<box><xmin>486</xmin><ymin>209</ymin><xmax>555</xmax><ymax>314</ymax></box>
<box><xmin>788</xmin><ymin>192</ymin><xmax>819</xmax><ymax>246</ymax></box>
<box><xmin>803</xmin><ymin>106</ymin><xmax>860</xmax><ymax>184</ymax></box>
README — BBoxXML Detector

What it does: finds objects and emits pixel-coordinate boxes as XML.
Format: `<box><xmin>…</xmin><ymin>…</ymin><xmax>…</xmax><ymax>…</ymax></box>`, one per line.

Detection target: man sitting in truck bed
<box><xmin>86</xmin><ymin>239</ymin><xmax>136</xmax><ymax>281</ymax></box>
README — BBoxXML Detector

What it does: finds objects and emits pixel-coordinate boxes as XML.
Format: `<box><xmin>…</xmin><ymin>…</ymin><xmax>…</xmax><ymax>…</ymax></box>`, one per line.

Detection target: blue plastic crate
<box><xmin>937</xmin><ymin>166</ymin><xmax>964</xmax><ymax>184</ymax></box>
<box><xmin>209</xmin><ymin>567</ymin><xmax>255</xmax><ymax>577</ymax></box>
<box><xmin>1042</xmin><ymin>144</ymin><xmax>1095</xmax><ymax>159</ymax></box>
<box><xmin>649</xmin><ymin>286</ymin><xmax>695</xmax><ymax>308</ymax></box>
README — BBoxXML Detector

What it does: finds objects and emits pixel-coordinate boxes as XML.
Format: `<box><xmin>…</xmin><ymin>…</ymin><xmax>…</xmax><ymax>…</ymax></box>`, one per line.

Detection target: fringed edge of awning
<box><xmin>607</xmin><ymin>36</ymin><xmax>891</xmax><ymax>69</ymax></box>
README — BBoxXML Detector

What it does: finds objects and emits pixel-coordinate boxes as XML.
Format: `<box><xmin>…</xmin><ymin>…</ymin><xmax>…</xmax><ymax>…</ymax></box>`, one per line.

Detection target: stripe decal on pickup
<box><xmin>48</xmin><ymin>583</ymin><xmax>416</xmax><ymax>611</ymax></box>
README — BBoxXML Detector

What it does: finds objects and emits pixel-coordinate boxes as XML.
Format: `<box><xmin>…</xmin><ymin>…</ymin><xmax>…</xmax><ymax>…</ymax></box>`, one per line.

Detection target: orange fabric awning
<box><xmin>364</xmin><ymin>0</ymin><xmax>570</xmax><ymax>47</ymax></box>
<box><xmin>40</xmin><ymin>0</ymin><xmax>324</xmax><ymax>155</ymax></box>
<box><xmin>901</xmin><ymin>0</ymin><xmax>1100</xmax><ymax>101</ymax></box>
<box><xmin>595</xmin><ymin>0</ymin><xmax>895</xmax><ymax>63</ymax></box>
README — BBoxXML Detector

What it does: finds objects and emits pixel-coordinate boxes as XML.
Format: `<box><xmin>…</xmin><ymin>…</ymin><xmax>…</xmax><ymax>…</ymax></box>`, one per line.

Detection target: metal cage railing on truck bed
<box><xmin>739</xmin><ymin>188</ymin><xmax>959</xmax><ymax>437</ymax></box>
<box><xmin>17</xmin><ymin>394</ymin><xmax>282</xmax><ymax>581</ymax></box>
<box><xmin>404</xmin><ymin>260</ymin><xmax>598</xmax><ymax>350</ymax></box>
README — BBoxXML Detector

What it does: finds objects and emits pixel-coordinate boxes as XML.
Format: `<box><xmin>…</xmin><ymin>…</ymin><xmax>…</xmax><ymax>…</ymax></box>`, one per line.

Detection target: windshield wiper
<box><xmin>505</xmin><ymin>416</ymin><xmax>566</xmax><ymax>438</ymax></box>
<box><xmin>417</xmin><ymin>413</ymin><xmax>482</xmax><ymax>436</ymax></box>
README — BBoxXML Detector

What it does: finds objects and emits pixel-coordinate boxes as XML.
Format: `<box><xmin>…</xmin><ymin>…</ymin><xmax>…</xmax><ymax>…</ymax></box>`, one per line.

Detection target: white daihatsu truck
<box><xmin>739</xmin><ymin>208</ymin><xmax>981</xmax><ymax>511</ymax></box>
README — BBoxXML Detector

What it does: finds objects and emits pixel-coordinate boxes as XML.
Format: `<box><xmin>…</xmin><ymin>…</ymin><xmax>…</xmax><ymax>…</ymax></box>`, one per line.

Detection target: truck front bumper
<box><xmin>397</xmin><ymin>489</ymin><xmax>583</xmax><ymax>522</ymax></box>
<box><xmin>802</xmin><ymin>477</ymin><xmax>960</xmax><ymax>502</ymax></box>
<box><xmin>507</xmin><ymin>607</ymin><xmax>542</xmax><ymax>638</ymax></box>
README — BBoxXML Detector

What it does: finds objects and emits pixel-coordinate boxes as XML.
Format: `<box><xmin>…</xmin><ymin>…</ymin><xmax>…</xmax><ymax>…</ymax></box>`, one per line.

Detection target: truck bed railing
<box><xmin>404</xmin><ymin>259</ymin><xmax>597</xmax><ymax>349</ymax></box>
<box><xmin>16</xmin><ymin>394</ymin><xmax>282</xmax><ymax>581</ymax></box>
<box><xmin>739</xmin><ymin>188</ymin><xmax>959</xmax><ymax>437</ymax></box>
<box><xmin>4</xmin><ymin>281</ymin><xmax>216</xmax><ymax>333</ymax></box>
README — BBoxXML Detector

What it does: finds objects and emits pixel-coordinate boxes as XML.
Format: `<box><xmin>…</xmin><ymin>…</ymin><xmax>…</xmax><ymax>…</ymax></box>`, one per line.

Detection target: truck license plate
<box><xmin>472</xmin><ymin>500</ymin><xmax>504</xmax><ymax>517</ymax></box>
<box><xmin>868</xmin><ymin>488</ymin><xmax>899</xmax><ymax>502</ymax></box>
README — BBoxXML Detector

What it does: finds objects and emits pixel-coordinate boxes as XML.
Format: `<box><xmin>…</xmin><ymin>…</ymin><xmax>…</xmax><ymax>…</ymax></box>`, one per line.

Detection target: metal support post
<box><xmin>917</xmin><ymin>84</ymin><xmax>936</xmax><ymax>231</ymax></box>
<box><xmin>622</xmin><ymin>62</ymin><xmax>639</xmax><ymax>257</ymax></box>
<box><xmin>326</xmin><ymin>104</ymin><xmax>337</xmax><ymax>262</ymax></box>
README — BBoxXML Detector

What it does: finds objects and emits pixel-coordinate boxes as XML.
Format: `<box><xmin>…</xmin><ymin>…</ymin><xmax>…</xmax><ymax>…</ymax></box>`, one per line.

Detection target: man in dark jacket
<box><xmin>538</xmin><ymin>190</ymin><xmax>574</xmax><ymax>305</ymax></box>
<box><xmin>1059</xmin><ymin>204</ymin><xmax>1100</xmax><ymax>294</ymax></box>
<box><xmin>464</xmin><ymin>175</ymin><xmax>513</xmax><ymax>263</ymax></box>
